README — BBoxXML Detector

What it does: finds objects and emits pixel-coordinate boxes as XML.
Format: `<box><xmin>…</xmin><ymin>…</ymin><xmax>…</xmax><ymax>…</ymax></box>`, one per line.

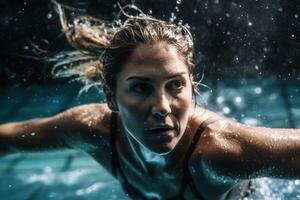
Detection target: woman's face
<box><xmin>113</xmin><ymin>42</ymin><xmax>193</xmax><ymax>154</ymax></box>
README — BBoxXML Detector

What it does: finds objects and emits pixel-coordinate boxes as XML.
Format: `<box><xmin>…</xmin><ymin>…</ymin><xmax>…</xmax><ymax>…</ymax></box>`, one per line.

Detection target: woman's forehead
<box><xmin>121</xmin><ymin>43</ymin><xmax>189</xmax><ymax>77</ymax></box>
<box><xmin>130</xmin><ymin>43</ymin><xmax>182</xmax><ymax>63</ymax></box>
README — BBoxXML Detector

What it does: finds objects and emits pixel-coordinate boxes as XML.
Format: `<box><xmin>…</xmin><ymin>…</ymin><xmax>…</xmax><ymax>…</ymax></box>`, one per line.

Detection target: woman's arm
<box><xmin>0</xmin><ymin>103</ymin><xmax>111</xmax><ymax>155</ymax></box>
<box><xmin>198</xmin><ymin>119</ymin><xmax>300</xmax><ymax>183</ymax></box>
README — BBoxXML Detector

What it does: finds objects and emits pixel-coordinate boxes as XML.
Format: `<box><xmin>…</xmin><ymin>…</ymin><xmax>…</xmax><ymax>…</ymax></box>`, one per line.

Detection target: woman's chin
<box><xmin>145</xmin><ymin>139</ymin><xmax>177</xmax><ymax>155</ymax></box>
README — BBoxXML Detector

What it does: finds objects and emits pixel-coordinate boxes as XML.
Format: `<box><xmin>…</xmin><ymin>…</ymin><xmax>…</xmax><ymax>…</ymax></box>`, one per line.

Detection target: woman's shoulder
<box><xmin>189</xmin><ymin>107</ymin><xmax>252</xmax><ymax>184</ymax></box>
<box><xmin>189</xmin><ymin>106</ymin><xmax>224</xmax><ymax>129</ymax></box>
<box><xmin>57</xmin><ymin>103</ymin><xmax>113</xmax><ymax>141</ymax></box>
<box><xmin>187</xmin><ymin>107</ymin><xmax>241</xmax><ymax>199</ymax></box>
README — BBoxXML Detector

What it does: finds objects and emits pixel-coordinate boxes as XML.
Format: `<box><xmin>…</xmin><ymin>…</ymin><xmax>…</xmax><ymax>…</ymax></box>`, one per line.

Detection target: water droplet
<box><xmin>176</xmin><ymin>0</ymin><xmax>181</xmax><ymax>4</ymax></box>
<box><xmin>47</xmin><ymin>13</ymin><xmax>52</xmax><ymax>19</ymax></box>
<box><xmin>169</xmin><ymin>12</ymin><xmax>177</xmax><ymax>22</ymax></box>
<box><xmin>254</xmin><ymin>87</ymin><xmax>262</xmax><ymax>94</ymax></box>
<box><xmin>222</xmin><ymin>107</ymin><xmax>230</xmax><ymax>114</ymax></box>
<box><xmin>206</xmin><ymin>19</ymin><xmax>212</xmax><ymax>25</ymax></box>
<box><xmin>216</xmin><ymin>96</ymin><xmax>224</xmax><ymax>104</ymax></box>
<box><xmin>235</xmin><ymin>96</ymin><xmax>242</xmax><ymax>104</ymax></box>
<box><xmin>234</xmin><ymin>56</ymin><xmax>239</xmax><ymax>63</ymax></box>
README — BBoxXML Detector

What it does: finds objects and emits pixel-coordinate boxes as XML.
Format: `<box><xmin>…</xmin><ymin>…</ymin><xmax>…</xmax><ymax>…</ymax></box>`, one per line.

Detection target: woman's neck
<box><xmin>125</xmin><ymin>128</ymin><xmax>169</xmax><ymax>167</ymax></box>
<box><xmin>122</xmin><ymin>124</ymin><xmax>191</xmax><ymax>175</ymax></box>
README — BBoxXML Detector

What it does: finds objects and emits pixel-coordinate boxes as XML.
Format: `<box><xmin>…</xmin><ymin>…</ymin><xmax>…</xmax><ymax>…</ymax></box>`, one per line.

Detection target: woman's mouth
<box><xmin>144</xmin><ymin>126</ymin><xmax>175</xmax><ymax>140</ymax></box>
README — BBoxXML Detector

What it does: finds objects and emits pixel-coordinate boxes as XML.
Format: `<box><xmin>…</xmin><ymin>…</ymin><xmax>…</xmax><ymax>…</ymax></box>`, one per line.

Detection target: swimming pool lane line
<box><xmin>25</xmin><ymin>184</ymin><xmax>43</xmax><ymax>200</ymax></box>
<box><xmin>3</xmin><ymin>154</ymin><xmax>27</xmax><ymax>174</ymax></box>
<box><xmin>60</xmin><ymin>151</ymin><xmax>80</xmax><ymax>172</ymax></box>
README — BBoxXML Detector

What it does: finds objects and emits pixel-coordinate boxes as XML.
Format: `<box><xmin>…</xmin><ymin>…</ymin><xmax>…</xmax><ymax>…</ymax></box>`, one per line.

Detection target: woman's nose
<box><xmin>151</xmin><ymin>91</ymin><xmax>172</xmax><ymax>119</ymax></box>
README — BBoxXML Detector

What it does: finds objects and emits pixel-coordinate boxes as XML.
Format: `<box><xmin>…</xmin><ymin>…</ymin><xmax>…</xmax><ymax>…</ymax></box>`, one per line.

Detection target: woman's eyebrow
<box><xmin>126</xmin><ymin>72</ymin><xmax>187</xmax><ymax>81</ymax></box>
<box><xmin>126</xmin><ymin>76</ymin><xmax>152</xmax><ymax>81</ymax></box>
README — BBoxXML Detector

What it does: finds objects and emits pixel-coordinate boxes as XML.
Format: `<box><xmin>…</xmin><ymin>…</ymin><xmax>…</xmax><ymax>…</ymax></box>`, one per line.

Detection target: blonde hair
<box><xmin>51</xmin><ymin>3</ymin><xmax>196</xmax><ymax>95</ymax></box>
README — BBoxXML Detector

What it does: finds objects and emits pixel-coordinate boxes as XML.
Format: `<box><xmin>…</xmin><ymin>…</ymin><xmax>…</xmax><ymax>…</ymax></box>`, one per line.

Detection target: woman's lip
<box><xmin>145</xmin><ymin>126</ymin><xmax>175</xmax><ymax>131</ymax></box>
<box><xmin>145</xmin><ymin>129</ymin><xmax>174</xmax><ymax>136</ymax></box>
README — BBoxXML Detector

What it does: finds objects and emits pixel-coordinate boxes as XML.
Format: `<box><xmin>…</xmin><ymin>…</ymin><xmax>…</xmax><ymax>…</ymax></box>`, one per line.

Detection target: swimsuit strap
<box><xmin>170</xmin><ymin>117</ymin><xmax>221</xmax><ymax>200</ymax></box>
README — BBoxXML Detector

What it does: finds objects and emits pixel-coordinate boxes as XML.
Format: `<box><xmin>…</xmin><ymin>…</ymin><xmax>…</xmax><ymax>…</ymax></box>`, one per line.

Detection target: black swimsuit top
<box><xmin>109</xmin><ymin>112</ymin><xmax>223</xmax><ymax>200</ymax></box>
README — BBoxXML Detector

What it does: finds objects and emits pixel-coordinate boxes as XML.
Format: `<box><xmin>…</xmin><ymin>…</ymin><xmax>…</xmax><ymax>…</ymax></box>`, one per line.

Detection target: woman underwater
<box><xmin>1</xmin><ymin>6</ymin><xmax>300</xmax><ymax>200</ymax></box>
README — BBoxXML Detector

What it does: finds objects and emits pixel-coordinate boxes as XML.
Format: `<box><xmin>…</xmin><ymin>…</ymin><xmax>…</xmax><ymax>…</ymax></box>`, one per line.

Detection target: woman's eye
<box><xmin>130</xmin><ymin>83</ymin><xmax>151</xmax><ymax>93</ymax></box>
<box><xmin>169</xmin><ymin>80</ymin><xmax>185</xmax><ymax>90</ymax></box>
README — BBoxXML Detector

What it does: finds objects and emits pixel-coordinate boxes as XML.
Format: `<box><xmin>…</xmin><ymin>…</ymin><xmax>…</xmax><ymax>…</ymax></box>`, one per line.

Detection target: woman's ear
<box><xmin>103</xmin><ymin>86</ymin><xmax>119</xmax><ymax>112</ymax></box>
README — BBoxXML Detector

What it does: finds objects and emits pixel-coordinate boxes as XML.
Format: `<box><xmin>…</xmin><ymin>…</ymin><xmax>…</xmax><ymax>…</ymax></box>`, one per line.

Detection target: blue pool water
<box><xmin>0</xmin><ymin>75</ymin><xmax>299</xmax><ymax>199</ymax></box>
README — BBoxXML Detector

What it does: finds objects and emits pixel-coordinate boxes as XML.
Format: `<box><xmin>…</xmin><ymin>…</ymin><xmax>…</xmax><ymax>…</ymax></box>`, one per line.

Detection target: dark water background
<box><xmin>0</xmin><ymin>0</ymin><xmax>299</xmax><ymax>85</ymax></box>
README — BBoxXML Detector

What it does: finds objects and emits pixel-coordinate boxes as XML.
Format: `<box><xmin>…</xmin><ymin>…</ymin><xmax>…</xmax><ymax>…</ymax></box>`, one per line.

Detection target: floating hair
<box><xmin>50</xmin><ymin>1</ymin><xmax>195</xmax><ymax>96</ymax></box>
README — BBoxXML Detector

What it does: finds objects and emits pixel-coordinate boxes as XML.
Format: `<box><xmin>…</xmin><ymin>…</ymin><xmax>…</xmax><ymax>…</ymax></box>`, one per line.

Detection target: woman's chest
<box><xmin>116</xmin><ymin>153</ymin><xmax>207</xmax><ymax>200</ymax></box>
